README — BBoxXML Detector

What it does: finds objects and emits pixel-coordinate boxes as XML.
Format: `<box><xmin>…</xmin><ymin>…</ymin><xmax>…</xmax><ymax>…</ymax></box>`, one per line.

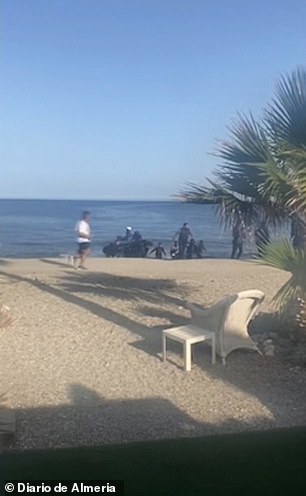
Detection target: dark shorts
<box><xmin>78</xmin><ymin>242</ymin><xmax>90</xmax><ymax>254</ymax></box>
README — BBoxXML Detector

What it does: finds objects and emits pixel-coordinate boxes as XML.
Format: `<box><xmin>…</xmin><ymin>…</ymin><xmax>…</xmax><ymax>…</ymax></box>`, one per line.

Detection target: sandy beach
<box><xmin>1</xmin><ymin>257</ymin><xmax>306</xmax><ymax>451</ymax></box>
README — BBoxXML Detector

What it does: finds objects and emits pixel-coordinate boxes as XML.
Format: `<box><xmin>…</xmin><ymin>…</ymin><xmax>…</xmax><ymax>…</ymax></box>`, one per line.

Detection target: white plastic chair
<box><xmin>162</xmin><ymin>290</ymin><xmax>264</xmax><ymax>370</ymax></box>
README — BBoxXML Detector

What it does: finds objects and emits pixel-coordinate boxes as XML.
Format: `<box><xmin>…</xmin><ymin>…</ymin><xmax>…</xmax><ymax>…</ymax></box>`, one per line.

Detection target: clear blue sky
<box><xmin>2</xmin><ymin>0</ymin><xmax>306</xmax><ymax>200</ymax></box>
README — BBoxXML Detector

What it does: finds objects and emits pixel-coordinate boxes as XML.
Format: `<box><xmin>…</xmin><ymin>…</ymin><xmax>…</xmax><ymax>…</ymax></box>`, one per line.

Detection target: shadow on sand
<box><xmin>2</xmin><ymin>383</ymin><xmax>279</xmax><ymax>452</ymax></box>
<box><xmin>1</xmin><ymin>267</ymin><xmax>306</xmax><ymax>448</ymax></box>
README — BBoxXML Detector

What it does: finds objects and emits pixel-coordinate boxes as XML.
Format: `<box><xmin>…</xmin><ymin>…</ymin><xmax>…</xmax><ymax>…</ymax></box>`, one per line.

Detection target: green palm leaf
<box><xmin>276</xmin><ymin>147</ymin><xmax>306</xmax><ymax>212</ymax></box>
<box><xmin>218</xmin><ymin>113</ymin><xmax>270</xmax><ymax>165</ymax></box>
<box><xmin>260</xmin><ymin>240</ymin><xmax>306</xmax><ymax>312</ymax></box>
<box><xmin>182</xmin><ymin>180</ymin><xmax>257</xmax><ymax>228</ymax></box>
<box><xmin>265</xmin><ymin>67</ymin><xmax>306</xmax><ymax>147</ymax></box>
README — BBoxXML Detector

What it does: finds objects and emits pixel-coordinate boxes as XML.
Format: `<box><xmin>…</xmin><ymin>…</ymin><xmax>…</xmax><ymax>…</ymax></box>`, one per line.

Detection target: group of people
<box><xmin>150</xmin><ymin>238</ymin><xmax>205</xmax><ymax>260</ymax></box>
<box><xmin>144</xmin><ymin>222</ymin><xmax>206</xmax><ymax>260</ymax></box>
<box><xmin>76</xmin><ymin>211</ymin><xmax>295</xmax><ymax>267</ymax></box>
<box><xmin>170</xmin><ymin>223</ymin><xmax>206</xmax><ymax>259</ymax></box>
<box><xmin>108</xmin><ymin>226</ymin><xmax>151</xmax><ymax>258</ymax></box>
<box><xmin>73</xmin><ymin>213</ymin><xmax>207</xmax><ymax>268</ymax></box>
<box><xmin>112</xmin><ymin>222</ymin><xmax>206</xmax><ymax>260</ymax></box>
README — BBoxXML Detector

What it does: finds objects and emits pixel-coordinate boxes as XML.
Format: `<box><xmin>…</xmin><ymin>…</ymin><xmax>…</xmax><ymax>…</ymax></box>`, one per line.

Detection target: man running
<box><xmin>74</xmin><ymin>210</ymin><xmax>91</xmax><ymax>269</ymax></box>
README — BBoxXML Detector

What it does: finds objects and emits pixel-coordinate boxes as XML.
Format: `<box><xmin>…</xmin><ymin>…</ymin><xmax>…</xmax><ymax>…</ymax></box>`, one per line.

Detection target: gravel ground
<box><xmin>0</xmin><ymin>258</ymin><xmax>306</xmax><ymax>451</ymax></box>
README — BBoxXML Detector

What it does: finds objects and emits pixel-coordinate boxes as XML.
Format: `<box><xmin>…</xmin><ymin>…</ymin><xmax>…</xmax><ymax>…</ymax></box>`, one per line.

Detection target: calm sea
<box><xmin>0</xmin><ymin>199</ymin><xmax>258</xmax><ymax>259</ymax></box>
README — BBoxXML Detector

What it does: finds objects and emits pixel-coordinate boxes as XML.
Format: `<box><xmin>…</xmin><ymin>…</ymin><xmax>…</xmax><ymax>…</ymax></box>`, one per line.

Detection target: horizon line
<box><xmin>0</xmin><ymin>197</ymin><xmax>182</xmax><ymax>202</ymax></box>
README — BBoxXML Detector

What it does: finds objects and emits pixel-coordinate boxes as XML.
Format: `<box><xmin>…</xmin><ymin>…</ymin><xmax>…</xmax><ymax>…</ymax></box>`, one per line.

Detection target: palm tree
<box><xmin>183</xmin><ymin>67</ymin><xmax>306</xmax><ymax>321</ymax></box>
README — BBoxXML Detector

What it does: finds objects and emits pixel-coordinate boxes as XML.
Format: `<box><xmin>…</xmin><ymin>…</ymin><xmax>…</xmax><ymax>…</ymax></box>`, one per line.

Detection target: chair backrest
<box><xmin>188</xmin><ymin>290</ymin><xmax>265</xmax><ymax>357</ymax></box>
<box><xmin>188</xmin><ymin>295</ymin><xmax>236</xmax><ymax>334</ymax></box>
<box><xmin>221</xmin><ymin>290</ymin><xmax>265</xmax><ymax>350</ymax></box>
<box><xmin>224</xmin><ymin>290</ymin><xmax>264</xmax><ymax>329</ymax></box>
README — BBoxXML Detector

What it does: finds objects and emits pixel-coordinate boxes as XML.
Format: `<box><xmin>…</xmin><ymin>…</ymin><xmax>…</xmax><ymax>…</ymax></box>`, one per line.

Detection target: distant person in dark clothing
<box><xmin>122</xmin><ymin>226</ymin><xmax>133</xmax><ymax>241</ymax></box>
<box><xmin>170</xmin><ymin>241</ymin><xmax>179</xmax><ymax>259</ymax></box>
<box><xmin>176</xmin><ymin>222</ymin><xmax>192</xmax><ymax>258</ymax></box>
<box><xmin>195</xmin><ymin>240</ymin><xmax>206</xmax><ymax>258</ymax></box>
<box><xmin>132</xmin><ymin>230</ymin><xmax>142</xmax><ymax>241</ymax></box>
<box><xmin>150</xmin><ymin>242</ymin><xmax>166</xmax><ymax>259</ymax></box>
<box><xmin>186</xmin><ymin>238</ymin><xmax>196</xmax><ymax>259</ymax></box>
<box><xmin>231</xmin><ymin>221</ymin><xmax>244</xmax><ymax>259</ymax></box>
<box><xmin>124</xmin><ymin>230</ymin><xmax>144</xmax><ymax>257</ymax></box>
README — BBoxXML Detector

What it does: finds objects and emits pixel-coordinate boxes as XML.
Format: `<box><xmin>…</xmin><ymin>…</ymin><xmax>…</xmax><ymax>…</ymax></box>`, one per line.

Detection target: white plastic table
<box><xmin>162</xmin><ymin>325</ymin><xmax>216</xmax><ymax>371</ymax></box>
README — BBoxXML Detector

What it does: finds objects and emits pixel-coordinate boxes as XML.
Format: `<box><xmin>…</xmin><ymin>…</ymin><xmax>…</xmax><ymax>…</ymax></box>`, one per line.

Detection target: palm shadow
<box><xmin>40</xmin><ymin>258</ymin><xmax>72</xmax><ymax>268</ymax></box>
<box><xmin>56</xmin><ymin>271</ymin><xmax>187</xmax><ymax>306</ymax></box>
<box><xmin>0</xmin><ymin>269</ymin><xmax>189</xmax><ymax>360</ymax></box>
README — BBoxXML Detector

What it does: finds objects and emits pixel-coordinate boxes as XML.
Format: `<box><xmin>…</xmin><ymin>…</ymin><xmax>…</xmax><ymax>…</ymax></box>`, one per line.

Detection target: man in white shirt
<box><xmin>74</xmin><ymin>210</ymin><xmax>91</xmax><ymax>269</ymax></box>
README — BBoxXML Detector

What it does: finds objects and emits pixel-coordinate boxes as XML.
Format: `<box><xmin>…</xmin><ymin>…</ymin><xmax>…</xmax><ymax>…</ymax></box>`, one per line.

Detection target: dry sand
<box><xmin>0</xmin><ymin>257</ymin><xmax>306</xmax><ymax>451</ymax></box>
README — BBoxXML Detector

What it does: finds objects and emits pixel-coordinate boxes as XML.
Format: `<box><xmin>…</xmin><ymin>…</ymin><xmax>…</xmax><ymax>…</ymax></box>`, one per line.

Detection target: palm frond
<box><xmin>218</xmin><ymin>113</ymin><xmax>270</xmax><ymax>165</ymax></box>
<box><xmin>259</xmin><ymin>160</ymin><xmax>293</xmax><ymax>206</ymax></box>
<box><xmin>181</xmin><ymin>181</ymin><xmax>220</xmax><ymax>204</ymax></box>
<box><xmin>272</xmin><ymin>276</ymin><xmax>303</xmax><ymax>314</ymax></box>
<box><xmin>216</xmin><ymin>165</ymin><xmax>264</xmax><ymax>201</ymax></box>
<box><xmin>276</xmin><ymin>147</ymin><xmax>306</xmax><ymax>212</ymax></box>
<box><xmin>260</xmin><ymin>239</ymin><xmax>306</xmax><ymax>312</ymax></box>
<box><xmin>182</xmin><ymin>180</ymin><xmax>258</xmax><ymax>228</ymax></box>
<box><xmin>265</xmin><ymin>67</ymin><xmax>306</xmax><ymax>147</ymax></box>
<box><xmin>215</xmin><ymin>193</ymin><xmax>257</xmax><ymax>229</ymax></box>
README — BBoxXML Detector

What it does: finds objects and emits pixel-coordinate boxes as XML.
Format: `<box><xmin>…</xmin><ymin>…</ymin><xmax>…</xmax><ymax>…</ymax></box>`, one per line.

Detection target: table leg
<box><xmin>184</xmin><ymin>341</ymin><xmax>191</xmax><ymax>371</ymax></box>
<box><xmin>162</xmin><ymin>334</ymin><xmax>167</xmax><ymax>362</ymax></box>
<box><xmin>211</xmin><ymin>335</ymin><xmax>216</xmax><ymax>364</ymax></box>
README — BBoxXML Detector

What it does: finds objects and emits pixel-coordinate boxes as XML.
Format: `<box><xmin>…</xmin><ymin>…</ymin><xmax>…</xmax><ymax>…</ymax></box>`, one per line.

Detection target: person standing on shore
<box><xmin>175</xmin><ymin>222</ymin><xmax>192</xmax><ymax>258</ymax></box>
<box><xmin>196</xmin><ymin>240</ymin><xmax>206</xmax><ymax>258</ymax></box>
<box><xmin>74</xmin><ymin>210</ymin><xmax>91</xmax><ymax>269</ymax></box>
<box><xmin>231</xmin><ymin>220</ymin><xmax>244</xmax><ymax>259</ymax></box>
